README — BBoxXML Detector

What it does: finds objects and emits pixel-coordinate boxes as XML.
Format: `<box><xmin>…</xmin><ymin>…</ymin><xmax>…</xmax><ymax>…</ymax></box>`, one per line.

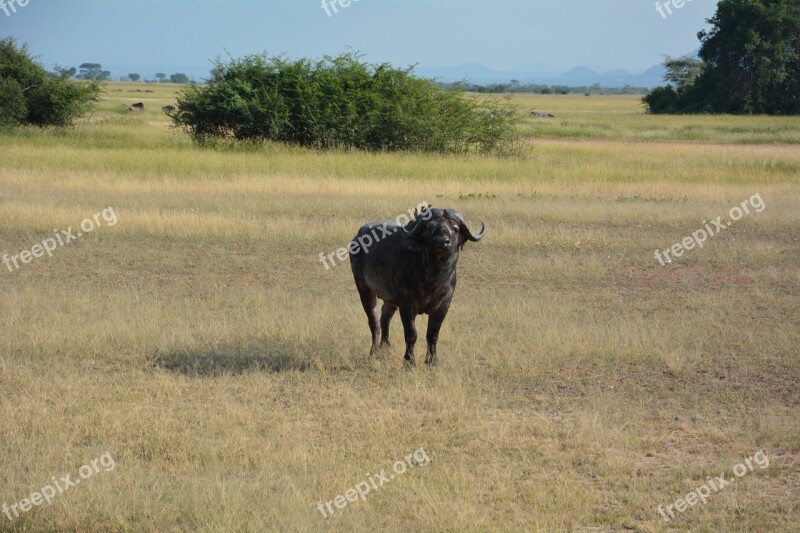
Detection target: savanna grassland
<box><xmin>1</xmin><ymin>83</ymin><xmax>798</xmax><ymax>532</ymax></box>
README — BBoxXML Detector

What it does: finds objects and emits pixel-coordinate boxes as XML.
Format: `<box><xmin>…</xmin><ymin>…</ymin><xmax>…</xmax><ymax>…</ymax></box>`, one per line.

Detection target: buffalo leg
<box><xmin>356</xmin><ymin>284</ymin><xmax>381</xmax><ymax>356</ymax></box>
<box><xmin>399</xmin><ymin>306</ymin><xmax>418</xmax><ymax>366</ymax></box>
<box><xmin>380</xmin><ymin>303</ymin><xmax>397</xmax><ymax>348</ymax></box>
<box><xmin>425</xmin><ymin>300</ymin><xmax>451</xmax><ymax>365</ymax></box>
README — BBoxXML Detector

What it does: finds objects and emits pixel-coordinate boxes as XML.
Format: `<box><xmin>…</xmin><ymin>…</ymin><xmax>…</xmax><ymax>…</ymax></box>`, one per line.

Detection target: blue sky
<box><xmin>2</xmin><ymin>0</ymin><xmax>718</xmax><ymax>76</ymax></box>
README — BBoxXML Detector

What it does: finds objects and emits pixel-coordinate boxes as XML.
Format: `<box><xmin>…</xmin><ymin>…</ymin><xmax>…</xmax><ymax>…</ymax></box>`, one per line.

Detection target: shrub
<box><xmin>0</xmin><ymin>77</ymin><xmax>27</xmax><ymax>126</ymax></box>
<box><xmin>642</xmin><ymin>86</ymin><xmax>682</xmax><ymax>114</ymax></box>
<box><xmin>0</xmin><ymin>38</ymin><xmax>102</xmax><ymax>127</ymax></box>
<box><xmin>172</xmin><ymin>52</ymin><xmax>522</xmax><ymax>155</ymax></box>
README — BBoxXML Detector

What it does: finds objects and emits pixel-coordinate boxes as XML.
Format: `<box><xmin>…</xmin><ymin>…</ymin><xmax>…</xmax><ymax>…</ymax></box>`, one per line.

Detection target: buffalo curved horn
<box><xmin>449</xmin><ymin>210</ymin><xmax>486</xmax><ymax>242</ymax></box>
<box><xmin>400</xmin><ymin>215</ymin><xmax>427</xmax><ymax>238</ymax></box>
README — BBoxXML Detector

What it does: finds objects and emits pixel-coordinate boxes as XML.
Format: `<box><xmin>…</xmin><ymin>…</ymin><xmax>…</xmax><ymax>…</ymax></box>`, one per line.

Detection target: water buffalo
<box><xmin>350</xmin><ymin>207</ymin><xmax>486</xmax><ymax>366</ymax></box>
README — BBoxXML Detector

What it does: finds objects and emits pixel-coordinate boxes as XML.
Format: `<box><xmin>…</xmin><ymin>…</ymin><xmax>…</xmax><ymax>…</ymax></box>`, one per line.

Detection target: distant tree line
<box><xmin>644</xmin><ymin>0</ymin><xmax>799</xmax><ymax>115</ymax></box>
<box><xmin>118</xmin><ymin>71</ymin><xmax>191</xmax><ymax>83</ymax></box>
<box><xmin>438</xmin><ymin>81</ymin><xmax>651</xmax><ymax>95</ymax></box>
<box><xmin>171</xmin><ymin>52</ymin><xmax>522</xmax><ymax>155</ymax></box>
<box><xmin>50</xmin><ymin>64</ymin><xmax>192</xmax><ymax>84</ymax></box>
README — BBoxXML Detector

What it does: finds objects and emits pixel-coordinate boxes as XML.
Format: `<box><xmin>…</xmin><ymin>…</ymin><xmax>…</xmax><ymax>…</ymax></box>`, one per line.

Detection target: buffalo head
<box><xmin>400</xmin><ymin>207</ymin><xmax>486</xmax><ymax>259</ymax></box>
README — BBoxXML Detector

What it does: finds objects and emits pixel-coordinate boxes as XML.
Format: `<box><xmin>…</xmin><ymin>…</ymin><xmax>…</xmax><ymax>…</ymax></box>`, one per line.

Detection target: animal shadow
<box><xmin>151</xmin><ymin>337</ymin><xmax>311</xmax><ymax>377</ymax></box>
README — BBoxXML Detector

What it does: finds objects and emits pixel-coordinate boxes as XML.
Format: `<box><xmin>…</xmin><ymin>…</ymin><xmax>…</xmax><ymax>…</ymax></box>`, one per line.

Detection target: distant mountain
<box><xmin>637</xmin><ymin>64</ymin><xmax>667</xmax><ymax>86</ymax></box>
<box><xmin>416</xmin><ymin>61</ymin><xmax>671</xmax><ymax>88</ymax></box>
<box><xmin>414</xmin><ymin>62</ymin><xmax>562</xmax><ymax>85</ymax></box>
<box><xmin>553</xmin><ymin>65</ymin><xmax>666</xmax><ymax>87</ymax></box>
<box><xmin>557</xmin><ymin>67</ymin><xmax>599</xmax><ymax>82</ymax></box>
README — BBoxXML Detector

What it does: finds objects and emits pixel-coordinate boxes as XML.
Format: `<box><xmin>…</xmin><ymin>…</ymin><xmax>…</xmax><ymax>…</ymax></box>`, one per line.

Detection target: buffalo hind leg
<box><xmin>425</xmin><ymin>300</ymin><xmax>451</xmax><ymax>366</ymax></box>
<box><xmin>356</xmin><ymin>284</ymin><xmax>381</xmax><ymax>356</ymax></box>
<box><xmin>399</xmin><ymin>306</ymin><xmax>418</xmax><ymax>366</ymax></box>
<box><xmin>380</xmin><ymin>303</ymin><xmax>397</xmax><ymax>348</ymax></box>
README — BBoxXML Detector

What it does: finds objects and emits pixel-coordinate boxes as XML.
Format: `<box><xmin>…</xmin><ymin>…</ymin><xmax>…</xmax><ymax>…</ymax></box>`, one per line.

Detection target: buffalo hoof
<box><xmin>424</xmin><ymin>355</ymin><xmax>437</xmax><ymax>366</ymax></box>
<box><xmin>403</xmin><ymin>354</ymin><xmax>416</xmax><ymax>367</ymax></box>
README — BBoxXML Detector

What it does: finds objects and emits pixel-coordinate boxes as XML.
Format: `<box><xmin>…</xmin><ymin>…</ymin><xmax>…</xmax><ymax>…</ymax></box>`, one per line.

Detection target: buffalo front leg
<box><xmin>356</xmin><ymin>284</ymin><xmax>381</xmax><ymax>356</ymax></box>
<box><xmin>380</xmin><ymin>303</ymin><xmax>397</xmax><ymax>348</ymax></box>
<box><xmin>399</xmin><ymin>306</ymin><xmax>418</xmax><ymax>366</ymax></box>
<box><xmin>425</xmin><ymin>300</ymin><xmax>451</xmax><ymax>366</ymax></box>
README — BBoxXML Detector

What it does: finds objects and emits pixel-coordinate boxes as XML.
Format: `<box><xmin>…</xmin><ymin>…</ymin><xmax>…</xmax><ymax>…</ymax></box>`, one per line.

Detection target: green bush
<box><xmin>0</xmin><ymin>77</ymin><xmax>27</xmax><ymax>126</ymax></box>
<box><xmin>172</xmin><ymin>53</ymin><xmax>522</xmax><ymax>155</ymax></box>
<box><xmin>0</xmin><ymin>38</ymin><xmax>102</xmax><ymax>127</ymax></box>
<box><xmin>641</xmin><ymin>86</ymin><xmax>682</xmax><ymax>114</ymax></box>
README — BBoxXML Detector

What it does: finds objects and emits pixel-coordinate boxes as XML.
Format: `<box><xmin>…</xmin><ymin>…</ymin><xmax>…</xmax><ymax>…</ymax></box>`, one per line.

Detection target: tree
<box><xmin>0</xmin><ymin>39</ymin><xmax>102</xmax><ymax>127</ymax></box>
<box><xmin>57</xmin><ymin>66</ymin><xmax>77</xmax><ymax>79</ymax></box>
<box><xmin>52</xmin><ymin>66</ymin><xmax>77</xmax><ymax>79</ymax></box>
<box><xmin>155</xmin><ymin>73</ymin><xmax>166</xmax><ymax>82</ymax></box>
<box><xmin>78</xmin><ymin>63</ymin><xmax>111</xmax><ymax>81</ymax></box>
<box><xmin>696</xmin><ymin>0</ymin><xmax>799</xmax><ymax>113</ymax></box>
<box><xmin>169</xmin><ymin>73</ymin><xmax>189</xmax><ymax>83</ymax></box>
<box><xmin>662</xmin><ymin>55</ymin><xmax>705</xmax><ymax>91</ymax></box>
<box><xmin>78</xmin><ymin>62</ymin><xmax>100</xmax><ymax>79</ymax></box>
<box><xmin>644</xmin><ymin>0</ymin><xmax>800</xmax><ymax>114</ymax></box>
<box><xmin>129</xmin><ymin>73</ymin><xmax>141</xmax><ymax>82</ymax></box>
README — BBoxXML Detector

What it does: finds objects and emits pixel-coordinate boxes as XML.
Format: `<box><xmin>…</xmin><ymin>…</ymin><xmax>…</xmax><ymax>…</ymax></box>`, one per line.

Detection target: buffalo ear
<box><xmin>402</xmin><ymin>235</ymin><xmax>425</xmax><ymax>252</ymax></box>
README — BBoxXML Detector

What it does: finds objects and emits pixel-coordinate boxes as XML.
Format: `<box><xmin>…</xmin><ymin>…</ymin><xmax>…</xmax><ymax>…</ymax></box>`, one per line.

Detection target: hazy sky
<box><xmin>3</xmin><ymin>0</ymin><xmax>718</xmax><ymax>74</ymax></box>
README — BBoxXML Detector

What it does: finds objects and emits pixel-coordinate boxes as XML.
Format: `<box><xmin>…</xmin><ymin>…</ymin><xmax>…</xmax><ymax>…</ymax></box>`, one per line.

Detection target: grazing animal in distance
<box><xmin>350</xmin><ymin>207</ymin><xmax>486</xmax><ymax>366</ymax></box>
<box><xmin>530</xmin><ymin>111</ymin><xmax>555</xmax><ymax>118</ymax></box>
<box><xmin>162</xmin><ymin>105</ymin><xmax>176</xmax><ymax>113</ymax></box>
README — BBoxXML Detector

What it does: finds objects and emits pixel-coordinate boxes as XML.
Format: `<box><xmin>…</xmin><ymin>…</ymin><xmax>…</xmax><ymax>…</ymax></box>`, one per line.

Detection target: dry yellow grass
<box><xmin>0</xmin><ymin>86</ymin><xmax>798</xmax><ymax>532</ymax></box>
